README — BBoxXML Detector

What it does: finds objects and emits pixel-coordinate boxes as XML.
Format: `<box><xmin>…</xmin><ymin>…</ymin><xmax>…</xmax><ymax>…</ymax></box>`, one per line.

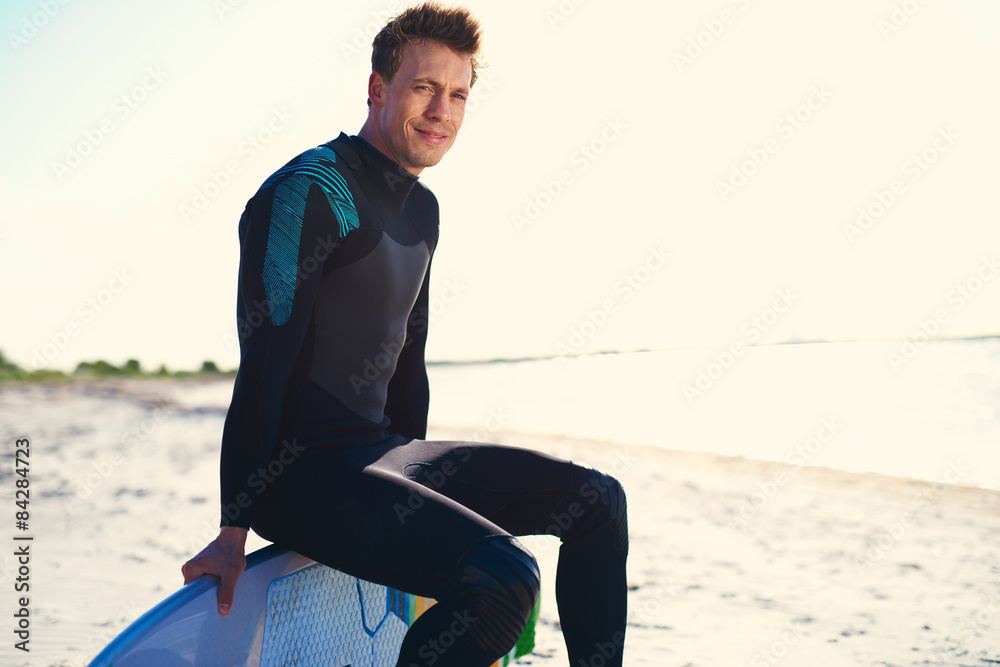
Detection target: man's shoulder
<box><xmin>243</xmin><ymin>134</ymin><xmax>362</xmax><ymax>240</ymax></box>
<box><xmin>255</xmin><ymin>133</ymin><xmax>360</xmax><ymax>196</ymax></box>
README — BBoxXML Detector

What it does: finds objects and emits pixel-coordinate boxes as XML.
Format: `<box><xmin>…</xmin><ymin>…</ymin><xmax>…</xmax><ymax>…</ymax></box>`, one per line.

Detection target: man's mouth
<box><xmin>416</xmin><ymin>128</ymin><xmax>448</xmax><ymax>144</ymax></box>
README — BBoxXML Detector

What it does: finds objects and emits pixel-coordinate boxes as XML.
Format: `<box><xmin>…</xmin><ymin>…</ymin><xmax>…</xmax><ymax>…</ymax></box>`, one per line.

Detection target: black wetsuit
<box><xmin>219</xmin><ymin>133</ymin><xmax>628</xmax><ymax>666</ymax></box>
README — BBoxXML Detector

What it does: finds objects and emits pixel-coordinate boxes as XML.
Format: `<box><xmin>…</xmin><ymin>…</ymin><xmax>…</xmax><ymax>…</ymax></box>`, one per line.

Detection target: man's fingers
<box><xmin>179</xmin><ymin>542</ymin><xmax>245</xmax><ymax>614</ymax></box>
<box><xmin>181</xmin><ymin>553</ymin><xmax>219</xmax><ymax>584</ymax></box>
<box><xmin>180</xmin><ymin>559</ymin><xmax>204</xmax><ymax>585</ymax></box>
<box><xmin>217</xmin><ymin>566</ymin><xmax>242</xmax><ymax>615</ymax></box>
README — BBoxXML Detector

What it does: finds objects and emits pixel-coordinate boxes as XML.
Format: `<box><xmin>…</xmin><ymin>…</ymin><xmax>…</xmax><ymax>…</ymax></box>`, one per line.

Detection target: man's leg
<box><xmin>251</xmin><ymin>440</ymin><xmax>541</xmax><ymax>667</ymax></box>
<box><xmin>396</xmin><ymin>440</ymin><xmax>629</xmax><ymax>667</ymax></box>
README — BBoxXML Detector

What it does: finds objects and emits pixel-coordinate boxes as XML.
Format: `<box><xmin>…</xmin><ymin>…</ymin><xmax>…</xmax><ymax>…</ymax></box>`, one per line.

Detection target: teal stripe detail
<box><xmin>262</xmin><ymin>147</ymin><xmax>359</xmax><ymax>326</ymax></box>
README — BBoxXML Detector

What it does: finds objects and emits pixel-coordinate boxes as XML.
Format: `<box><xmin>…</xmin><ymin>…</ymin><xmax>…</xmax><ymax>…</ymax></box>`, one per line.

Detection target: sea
<box><xmin>425</xmin><ymin>336</ymin><xmax>1000</xmax><ymax>491</ymax></box>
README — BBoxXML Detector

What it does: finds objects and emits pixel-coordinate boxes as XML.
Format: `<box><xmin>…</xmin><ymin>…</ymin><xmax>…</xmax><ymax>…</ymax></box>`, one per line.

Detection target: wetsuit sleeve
<box><xmin>220</xmin><ymin>165</ymin><xmax>357</xmax><ymax>529</ymax></box>
<box><xmin>383</xmin><ymin>256</ymin><xmax>432</xmax><ymax>440</ymax></box>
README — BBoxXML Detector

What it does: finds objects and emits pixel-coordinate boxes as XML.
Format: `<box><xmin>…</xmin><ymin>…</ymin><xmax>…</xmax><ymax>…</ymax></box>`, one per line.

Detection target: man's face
<box><xmin>369</xmin><ymin>39</ymin><xmax>472</xmax><ymax>175</ymax></box>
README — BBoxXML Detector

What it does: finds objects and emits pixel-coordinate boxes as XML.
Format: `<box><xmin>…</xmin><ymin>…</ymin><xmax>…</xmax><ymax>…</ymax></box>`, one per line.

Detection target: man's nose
<box><xmin>426</xmin><ymin>93</ymin><xmax>451</xmax><ymax>122</ymax></box>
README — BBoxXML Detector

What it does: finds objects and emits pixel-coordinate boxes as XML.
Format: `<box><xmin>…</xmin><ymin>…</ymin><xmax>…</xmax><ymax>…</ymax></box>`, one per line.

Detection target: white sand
<box><xmin>1</xmin><ymin>378</ymin><xmax>999</xmax><ymax>666</ymax></box>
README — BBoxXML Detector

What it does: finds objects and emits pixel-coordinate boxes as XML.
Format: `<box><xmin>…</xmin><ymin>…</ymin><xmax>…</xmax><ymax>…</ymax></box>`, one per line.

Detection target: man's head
<box><xmin>359</xmin><ymin>3</ymin><xmax>483</xmax><ymax>176</ymax></box>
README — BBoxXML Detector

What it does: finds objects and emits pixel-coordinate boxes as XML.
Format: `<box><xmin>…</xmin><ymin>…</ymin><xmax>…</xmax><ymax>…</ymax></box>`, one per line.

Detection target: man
<box><xmin>181</xmin><ymin>4</ymin><xmax>628</xmax><ymax>665</ymax></box>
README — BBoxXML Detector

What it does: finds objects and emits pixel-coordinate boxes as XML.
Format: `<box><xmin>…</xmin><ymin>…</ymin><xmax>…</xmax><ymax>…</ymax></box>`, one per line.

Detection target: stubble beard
<box><xmin>401</xmin><ymin>138</ymin><xmax>449</xmax><ymax>170</ymax></box>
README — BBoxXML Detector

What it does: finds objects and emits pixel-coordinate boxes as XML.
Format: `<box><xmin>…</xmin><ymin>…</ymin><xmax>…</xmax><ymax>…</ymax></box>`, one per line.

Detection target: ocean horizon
<box><xmin>424</xmin><ymin>337</ymin><xmax>1000</xmax><ymax>491</ymax></box>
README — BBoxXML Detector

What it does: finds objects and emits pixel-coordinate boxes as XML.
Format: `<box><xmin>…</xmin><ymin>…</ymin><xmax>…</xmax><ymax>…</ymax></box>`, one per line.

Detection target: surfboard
<box><xmin>87</xmin><ymin>544</ymin><xmax>538</xmax><ymax>666</ymax></box>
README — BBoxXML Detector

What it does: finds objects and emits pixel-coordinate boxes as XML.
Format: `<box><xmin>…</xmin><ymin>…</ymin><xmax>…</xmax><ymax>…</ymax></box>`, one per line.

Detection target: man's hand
<box><xmin>180</xmin><ymin>526</ymin><xmax>248</xmax><ymax>615</ymax></box>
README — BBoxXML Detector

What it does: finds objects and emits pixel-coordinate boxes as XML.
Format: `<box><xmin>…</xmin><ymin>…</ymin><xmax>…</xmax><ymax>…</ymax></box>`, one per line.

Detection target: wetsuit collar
<box><xmin>351</xmin><ymin>134</ymin><xmax>420</xmax><ymax>212</ymax></box>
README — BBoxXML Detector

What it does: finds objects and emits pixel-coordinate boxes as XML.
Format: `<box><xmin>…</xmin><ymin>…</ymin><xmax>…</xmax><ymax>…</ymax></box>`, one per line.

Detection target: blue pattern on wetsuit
<box><xmin>262</xmin><ymin>146</ymin><xmax>360</xmax><ymax>325</ymax></box>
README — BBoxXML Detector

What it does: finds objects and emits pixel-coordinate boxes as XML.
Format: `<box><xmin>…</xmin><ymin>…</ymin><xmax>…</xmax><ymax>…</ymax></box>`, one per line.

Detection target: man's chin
<box><xmin>408</xmin><ymin>149</ymin><xmax>448</xmax><ymax>170</ymax></box>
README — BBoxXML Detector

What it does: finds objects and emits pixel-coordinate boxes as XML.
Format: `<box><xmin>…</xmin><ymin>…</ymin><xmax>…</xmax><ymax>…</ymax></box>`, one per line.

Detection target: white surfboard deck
<box><xmin>88</xmin><ymin>544</ymin><xmax>536</xmax><ymax>667</ymax></box>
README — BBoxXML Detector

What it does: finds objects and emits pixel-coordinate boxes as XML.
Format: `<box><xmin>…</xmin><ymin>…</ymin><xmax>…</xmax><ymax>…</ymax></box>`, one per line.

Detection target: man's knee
<box><xmin>561</xmin><ymin>467</ymin><xmax>629</xmax><ymax>555</ymax></box>
<box><xmin>446</xmin><ymin>535</ymin><xmax>540</xmax><ymax>655</ymax></box>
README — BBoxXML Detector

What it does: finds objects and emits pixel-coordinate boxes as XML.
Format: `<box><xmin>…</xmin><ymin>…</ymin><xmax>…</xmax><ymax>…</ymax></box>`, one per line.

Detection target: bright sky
<box><xmin>2</xmin><ymin>0</ymin><xmax>999</xmax><ymax>372</ymax></box>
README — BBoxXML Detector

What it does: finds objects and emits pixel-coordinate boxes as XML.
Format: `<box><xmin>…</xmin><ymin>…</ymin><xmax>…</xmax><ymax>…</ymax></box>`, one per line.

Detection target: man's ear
<box><xmin>368</xmin><ymin>72</ymin><xmax>386</xmax><ymax>108</ymax></box>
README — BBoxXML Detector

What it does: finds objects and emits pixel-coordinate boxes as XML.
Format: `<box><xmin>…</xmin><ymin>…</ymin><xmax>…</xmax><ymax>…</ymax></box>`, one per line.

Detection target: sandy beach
<box><xmin>1</xmin><ymin>377</ymin><xmax>999</xmax><ymax>666</ymax></box>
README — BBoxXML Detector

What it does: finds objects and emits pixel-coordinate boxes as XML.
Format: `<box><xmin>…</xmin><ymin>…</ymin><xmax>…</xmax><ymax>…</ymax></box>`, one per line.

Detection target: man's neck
<box><xmin>357</xmin><ymin>119</ymin><xmax>422</xmax><ymax>177</ymax></box>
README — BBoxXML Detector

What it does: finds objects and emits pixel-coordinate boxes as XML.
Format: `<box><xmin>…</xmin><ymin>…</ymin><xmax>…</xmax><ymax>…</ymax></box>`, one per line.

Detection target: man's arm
<box><xmin>219</xmin><ymin>149</ymin><xmax>359</xmax><ymax>529</ymax></box>
<box><xmin>186</xmin><ymin>147</ymin><xmax>358</xmax><ymax>615</ymax></box>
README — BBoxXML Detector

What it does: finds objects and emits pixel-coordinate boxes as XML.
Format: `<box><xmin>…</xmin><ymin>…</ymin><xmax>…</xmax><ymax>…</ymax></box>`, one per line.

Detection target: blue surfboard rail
<box><xmin>87</xmin><ymin>544</ymin><xmax>290</xmax><ymax>666</ymax></box>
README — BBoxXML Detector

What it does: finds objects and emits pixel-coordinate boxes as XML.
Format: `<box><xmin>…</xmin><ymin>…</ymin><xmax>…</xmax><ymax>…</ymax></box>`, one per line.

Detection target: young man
<box><xmin>181</xmin><ymin>4</ymin><xmax>628</xmax><ymax>665</ymax></box>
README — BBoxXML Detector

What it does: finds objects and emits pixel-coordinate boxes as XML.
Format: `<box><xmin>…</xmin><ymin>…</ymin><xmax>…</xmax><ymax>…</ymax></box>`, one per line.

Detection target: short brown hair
<box><xmin>368</xmin><ymin>2</ymin><xmax>483</xmax><ymax>106</ymax></box>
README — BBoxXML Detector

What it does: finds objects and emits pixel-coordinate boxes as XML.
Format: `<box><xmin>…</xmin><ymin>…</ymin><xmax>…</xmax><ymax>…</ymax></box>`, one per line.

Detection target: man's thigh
<box><xmin>253</xmin><ymin>443</ymin><xmax>504</xmax><ymax>599</ymax></box>
<box><xmin>381</xmin><ymin>439</ymin><xmax>581</xmax><ymax>538</ymax></box>
<box><xmin>253</xmin><ymin>439</ymin><xmax>581</xmax><ymax>595</ymax></box>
